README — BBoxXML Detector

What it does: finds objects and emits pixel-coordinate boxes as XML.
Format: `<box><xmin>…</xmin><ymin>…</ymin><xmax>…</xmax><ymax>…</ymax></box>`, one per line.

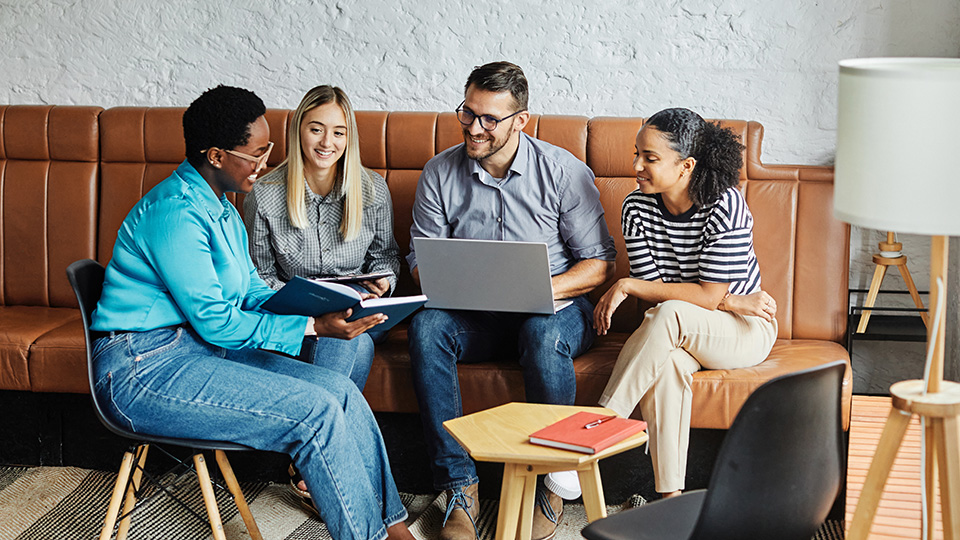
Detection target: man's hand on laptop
<box><xmin>313</xmin><ymin>310</ymin><xmax>387</xmax><ymax>340</ymax></box>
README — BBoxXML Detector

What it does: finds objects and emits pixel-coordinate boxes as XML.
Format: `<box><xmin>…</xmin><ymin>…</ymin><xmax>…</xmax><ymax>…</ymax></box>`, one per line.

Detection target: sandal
<box><xmin>288</xmin><ymin>463</ymin><xmax>318</xmax><ymax>516</ymax></box>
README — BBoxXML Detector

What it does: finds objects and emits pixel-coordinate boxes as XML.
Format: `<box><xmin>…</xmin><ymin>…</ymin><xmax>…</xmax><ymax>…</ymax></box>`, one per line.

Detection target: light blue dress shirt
<box><xmin>92</xmin><ymin>160</ymin><xmax>307</xmax><ymax>356</ymax></box>
<box><xmin>407</xmin><ymin>132</ymin><xmax>616</xmax><ymax>275</ymax></box>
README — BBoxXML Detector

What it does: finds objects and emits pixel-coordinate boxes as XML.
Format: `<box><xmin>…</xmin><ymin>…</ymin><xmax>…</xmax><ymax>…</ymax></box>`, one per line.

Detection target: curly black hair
<box><xmin>182</xmin><ymin>85</ymin><xmax>266</xmax><ymax>169</ymax></box>
<box><xmin>645</xmin><ymin>107</ymin><xmax>744</xmax><ymax>208</ymax></box>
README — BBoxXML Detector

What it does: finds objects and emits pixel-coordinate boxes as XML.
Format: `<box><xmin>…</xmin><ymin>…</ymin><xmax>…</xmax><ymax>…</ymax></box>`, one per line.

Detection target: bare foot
<box><xmin>661</xmin><ymin>490</ymin><xmax>682</xmax><ymax>499</ymax></box>
<box><xmin>386</xmin><ymin>522</ymin><xmax>415</xmax><ymax>540</ymax></box>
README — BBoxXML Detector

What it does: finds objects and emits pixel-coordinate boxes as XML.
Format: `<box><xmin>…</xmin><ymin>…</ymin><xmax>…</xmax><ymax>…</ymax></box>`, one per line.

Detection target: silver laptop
<box><xmin>413</xmin><ymin>238</ymin><xmax>573</xmax><ymax>314</ymax></box>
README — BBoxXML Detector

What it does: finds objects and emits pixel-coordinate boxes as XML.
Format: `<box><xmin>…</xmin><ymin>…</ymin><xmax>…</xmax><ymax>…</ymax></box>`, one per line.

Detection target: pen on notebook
<box><xmin>584</xmin><ymin>415</ymin><xmax>617</xmax><ymax>429</ymax></box>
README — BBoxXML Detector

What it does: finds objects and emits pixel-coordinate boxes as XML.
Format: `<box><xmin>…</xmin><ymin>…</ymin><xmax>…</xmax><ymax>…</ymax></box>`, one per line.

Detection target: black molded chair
<box><xmin>582</xmin><ymin>360</ymin><xmax>847</xmax><ymax>540</ymax></box>
<box><xmin>67</xmin><ymin>259</ymin><xmax>263</xmax><ymax>540</ymax></box>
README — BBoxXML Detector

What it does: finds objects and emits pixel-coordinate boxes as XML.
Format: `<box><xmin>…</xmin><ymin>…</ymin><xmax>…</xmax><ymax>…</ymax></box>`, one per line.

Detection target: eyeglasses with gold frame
<box><xmin>204</xmin><ymin>141</ymin><xmax>274</xmax><ymax>171</ymax></box>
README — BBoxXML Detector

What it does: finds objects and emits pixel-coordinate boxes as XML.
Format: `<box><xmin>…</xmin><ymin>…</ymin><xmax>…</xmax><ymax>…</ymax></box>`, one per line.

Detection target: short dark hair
<box><xmin>464</xmin><ymin>61</ymin><xmax>528</xmax><ymax>111</ymax></box>
<box><xmin>182</xmin><ymin>85</ymin><xmax>266</xmax><ymax>168</ymax></box>
<box><xmin>645</xmin><ymin>107</ymin><xmax>745</xmax><ymax>207</ymax></box>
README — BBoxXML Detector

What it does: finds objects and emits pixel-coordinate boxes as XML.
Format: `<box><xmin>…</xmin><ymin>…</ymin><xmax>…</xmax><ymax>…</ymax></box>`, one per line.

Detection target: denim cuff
<box><xmin>385</xmin><ymin>508</ymin><xmax>409</xmax><ymax>529</ymax></box>
<box><xmin>435</xmin><ymin>476</ymin><xmax>480</xmax><ymax>493</ymax></box>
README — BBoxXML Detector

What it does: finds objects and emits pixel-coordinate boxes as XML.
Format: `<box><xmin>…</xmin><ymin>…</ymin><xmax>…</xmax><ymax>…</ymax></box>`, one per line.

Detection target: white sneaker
<box><xmin>544</xmin><ymin>470</ymin><xmax>581</xmax><ymax>500</ymax></box>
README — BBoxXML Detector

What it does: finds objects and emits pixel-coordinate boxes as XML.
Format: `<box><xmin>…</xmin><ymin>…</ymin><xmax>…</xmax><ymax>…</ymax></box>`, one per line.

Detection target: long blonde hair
<box><xmin>281</xmin><ymin>85</ymin><xmax>365</xmax><ymax>240</ymax></box>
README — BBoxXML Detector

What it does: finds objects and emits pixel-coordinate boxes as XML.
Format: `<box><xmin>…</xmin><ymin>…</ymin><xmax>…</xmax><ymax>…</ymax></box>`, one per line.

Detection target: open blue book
<box><xmin>260</xmin><ymin>276</ymin><xmax>427</xmax><ymax>333</ymax></box>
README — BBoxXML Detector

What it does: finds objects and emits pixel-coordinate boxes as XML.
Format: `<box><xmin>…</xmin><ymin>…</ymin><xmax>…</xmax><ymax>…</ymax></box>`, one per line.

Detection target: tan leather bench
<box><xmin>0</xmin><ymin>105</ymin><xmax>852</xmax><ymax>431</ymax></box>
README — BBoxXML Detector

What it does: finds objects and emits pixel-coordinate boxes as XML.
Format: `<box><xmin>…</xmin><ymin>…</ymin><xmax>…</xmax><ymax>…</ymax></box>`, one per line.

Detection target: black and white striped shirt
<box><xmin>622</xmin><ymin>187</ymin><xmax>761</xmax><ymax>295</ymax></box>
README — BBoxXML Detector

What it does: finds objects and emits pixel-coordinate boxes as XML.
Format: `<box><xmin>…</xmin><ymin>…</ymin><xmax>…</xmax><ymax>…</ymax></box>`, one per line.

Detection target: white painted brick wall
<box><xmin>2</xmin><ymin>0</ymin><xmax>959</xmax><ymax>383</ymax></box>
<box><xmin>3</xmin><ymin>0</ymin><xmax>958</xmax><ymax>166</ymax></box>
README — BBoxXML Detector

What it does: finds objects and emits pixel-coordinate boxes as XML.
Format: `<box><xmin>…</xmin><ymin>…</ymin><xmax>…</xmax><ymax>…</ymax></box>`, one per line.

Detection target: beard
<box><xmin>463</xmin><ymin>121</ymin><xmax>513</xmax><ymax>161</ymax></box>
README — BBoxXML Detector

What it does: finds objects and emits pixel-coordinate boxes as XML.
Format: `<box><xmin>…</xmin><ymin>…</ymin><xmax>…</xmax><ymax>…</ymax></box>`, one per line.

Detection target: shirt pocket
<box><xmin>271</xmin><ymin>229</ymin><xmax>305</xmax><ymax>274</ymax></box>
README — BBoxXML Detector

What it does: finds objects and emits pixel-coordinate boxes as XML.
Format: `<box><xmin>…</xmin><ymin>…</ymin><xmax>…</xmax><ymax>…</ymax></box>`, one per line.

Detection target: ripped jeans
<box><xmin>407</xmin><ymin>295</ymin><xmax>595</xmax><ymax>490</ymax></box>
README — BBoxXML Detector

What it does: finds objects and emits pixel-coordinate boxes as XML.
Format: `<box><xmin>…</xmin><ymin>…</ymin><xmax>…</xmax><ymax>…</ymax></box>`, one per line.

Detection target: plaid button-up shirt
<box><xmin>244</xmin><ymin>164</ymin><xmax>400</xmax><ymax>294</ymax></box>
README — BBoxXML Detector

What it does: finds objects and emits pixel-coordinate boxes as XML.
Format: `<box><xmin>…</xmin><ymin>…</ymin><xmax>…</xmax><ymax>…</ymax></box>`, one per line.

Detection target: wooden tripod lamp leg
<box><xmin>857</xmin><ymin>263</ymin><xmax>888</xmax><ymax>333</ymax></box>
<box><xmin>938</xmin><ymin>416</ymin><xmax>960</xmax><ymax>538</ymax></box>
<box><xmin>934</xmin><ymin>416</ymin><xmax>960</xmax><ymax>539</ymax></box>
<box><xmin>924</xmin><ymin>421</ymin><xmax>938</xmax><ymax>540</ymax></box>
<box><xmin>847</xmin><ymin>407</ymin><xmax>913</xmax><ymax>540</ymax></box>
<box><xmin>896</xmin><ymin>262</ymin><xmax>930</xmax><ymax>327</ymax></box>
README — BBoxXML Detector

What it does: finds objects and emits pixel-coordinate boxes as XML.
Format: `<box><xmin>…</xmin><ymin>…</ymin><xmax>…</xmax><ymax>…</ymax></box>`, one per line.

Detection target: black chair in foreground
<box><xmin>67</xmin><ymin>259</ymin><xmax>264</xmax><ymax>540</ymax></box>
<box><xmin>582</xmin><ymin>360</ymin><xmax>847</xmax><ymax>540</ymax></box>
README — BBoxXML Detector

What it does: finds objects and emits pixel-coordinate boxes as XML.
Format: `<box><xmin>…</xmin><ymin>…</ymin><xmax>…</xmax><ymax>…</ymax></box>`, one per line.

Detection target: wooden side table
<box><xmin>443</xmin><ymin>402</ymin><xmax>648</xmax><ymax>540</ymax></box>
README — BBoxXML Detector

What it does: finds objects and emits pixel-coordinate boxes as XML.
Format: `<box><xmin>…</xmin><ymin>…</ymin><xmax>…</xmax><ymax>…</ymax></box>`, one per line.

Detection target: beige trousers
<box><xmin>598</xmin><ymin>300</ymin><xmax>778</xmax><ymax>493</ymax></box>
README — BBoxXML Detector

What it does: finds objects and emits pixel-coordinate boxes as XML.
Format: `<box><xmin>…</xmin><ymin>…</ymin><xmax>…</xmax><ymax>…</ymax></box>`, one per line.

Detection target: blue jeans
<box><xmin>408</xmin><ymin>295</ymin><xmax>596</xmax><ymax>490</ymax></box>
<box><xmin>92</xmin><ymin>327</ymin><xmax>406</xmax><ymax>540</ymax></box>
<box><xmin>299</xmin><ymin>334</ymin><xmax>375</xmax><ymax>390</ymax></box>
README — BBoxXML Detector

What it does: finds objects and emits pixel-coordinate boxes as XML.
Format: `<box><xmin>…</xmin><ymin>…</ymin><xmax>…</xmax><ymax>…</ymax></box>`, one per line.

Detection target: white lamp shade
<box><xmin>835</xmin><ymin>57</ymin><xmax>960</xmax><ymax>236</ymax></box>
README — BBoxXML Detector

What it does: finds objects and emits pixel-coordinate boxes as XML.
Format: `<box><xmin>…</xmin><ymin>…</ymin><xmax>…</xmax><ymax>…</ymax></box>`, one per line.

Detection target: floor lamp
<box><xmin>856</xmin><ymin>230</ymin><xmax>928</xmax><ymax>333</ymax></box>
<box><xmin>834</xmin><ymin>58</ymin><xmax>960</xmax><ymax>540</ymax></box>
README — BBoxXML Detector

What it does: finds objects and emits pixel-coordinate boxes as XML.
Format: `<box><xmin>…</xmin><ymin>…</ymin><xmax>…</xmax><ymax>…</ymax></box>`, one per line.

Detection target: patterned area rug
<box><xmin>0</xmin><ymin>466</ymin><xmax>843</xmax><ymax>539</ymax></box>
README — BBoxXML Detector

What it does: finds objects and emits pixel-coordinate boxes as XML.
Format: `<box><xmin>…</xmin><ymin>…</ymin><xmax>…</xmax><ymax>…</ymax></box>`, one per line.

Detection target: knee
<box><xmin>645</xmin><ymin>300</ymin><xmax>691</xmax><ymax>331</ymax></box>
<box><xmin>518</xmin><ymin>318</ymin><xmax>562</xmax><ymax>358</ymax></box>
<box><xmin>519</xmin><ymin>316</ymin><xmax>591</xmax><ymax>361</ymax></box>
<box><xmin>408</xmin><ymin>309</ymin><xmax>459</xmax><ymax>366</ymax></box>
<box><xmin>409</xmin><ymin>309</ymin><xmax>454</xmax><ymax>341</ymax></box>
<box><xmin>653</xmin><ymin>300</ymin><xmax>686</xmax><ymax>319</ymax></box>
<box><xmin>355</xmin><ymin>333</ymin><xmax>375</xmax><ymax>361</ymax></box>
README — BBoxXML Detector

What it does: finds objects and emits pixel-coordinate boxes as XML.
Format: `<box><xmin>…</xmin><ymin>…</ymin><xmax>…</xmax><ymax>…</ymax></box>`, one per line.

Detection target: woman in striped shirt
<box><xmin>593</xmin><ymin>108</ymin><xmax>779</xmax><ymax>498</ymax></box>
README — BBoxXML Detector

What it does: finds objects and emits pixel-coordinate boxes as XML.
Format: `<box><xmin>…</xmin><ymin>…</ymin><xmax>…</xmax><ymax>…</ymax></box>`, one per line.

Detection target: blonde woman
<box><xmin>244</xmin><ymin>85</ymin><xmax>400</xmax><ymax>511</ymax></box>
<box><xmin>244</xmin><ymin>85</ymin><xmax>400</xmax><ymax>373</ymax></box>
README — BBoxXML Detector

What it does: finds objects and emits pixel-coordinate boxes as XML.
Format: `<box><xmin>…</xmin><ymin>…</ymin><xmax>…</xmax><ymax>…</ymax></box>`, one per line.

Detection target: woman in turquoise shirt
<box><xmin>90</xmin><ymin>85</ymin><xmax>414</xmax><ymax>540</ymax></box>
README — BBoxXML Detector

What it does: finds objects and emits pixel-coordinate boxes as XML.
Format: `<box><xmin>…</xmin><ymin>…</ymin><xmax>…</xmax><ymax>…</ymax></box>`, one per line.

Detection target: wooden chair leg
<box><xmin>215</xmin><ymin>449</ymin><xmax>263</xmax><ymax>540</ymax></box>
<box><xmin>194</xmin><ymin>453</ymin><xmax>227</xmax><ymax>540</ymax></box>
<box><xmin>99</xmin><ymin>450</ymin><xmax>137</xmax><ymax>540</ymax></box>
<box><xmin>115</xmin><ymin>444</ymin><xmax>149</xmax><ymax>540</ymax></box>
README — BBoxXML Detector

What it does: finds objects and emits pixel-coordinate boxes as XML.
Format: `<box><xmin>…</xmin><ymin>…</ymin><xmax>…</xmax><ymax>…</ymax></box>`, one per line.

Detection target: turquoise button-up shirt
<box><xmin>92</xmin><ymin>160</ymin><xmax>306</xmax><ymax>356</ymax></box>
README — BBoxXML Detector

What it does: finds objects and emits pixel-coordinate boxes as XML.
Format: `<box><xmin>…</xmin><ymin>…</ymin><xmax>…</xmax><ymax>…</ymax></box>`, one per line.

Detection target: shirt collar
<box><xmin>175</xmin><ymin>160</ymin><xmax>233</xmax><ymax>221</ymax></box>
<box><xmin>306</xmin><ymin>174</ymin><xmax>344</xmax><ymax>203</ymax></box>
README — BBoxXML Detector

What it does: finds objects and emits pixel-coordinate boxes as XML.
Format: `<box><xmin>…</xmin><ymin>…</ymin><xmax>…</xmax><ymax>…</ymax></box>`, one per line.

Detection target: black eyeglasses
<box><xmin>455</xmin><ymin>101</ymin><xmax>526</xmax><ymax>132</ymax></box>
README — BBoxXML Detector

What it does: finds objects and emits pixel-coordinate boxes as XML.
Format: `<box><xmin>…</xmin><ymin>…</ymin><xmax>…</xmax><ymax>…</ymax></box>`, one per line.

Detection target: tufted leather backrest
<box><xmin>0</xmin><ymin>105</ymin><xmax>102</xmax><ymax>308</ymax></box>
<box><xmin>95</xmin><ymin>108</ymin><xmax>848</xmax><ymax>343</ymax></box>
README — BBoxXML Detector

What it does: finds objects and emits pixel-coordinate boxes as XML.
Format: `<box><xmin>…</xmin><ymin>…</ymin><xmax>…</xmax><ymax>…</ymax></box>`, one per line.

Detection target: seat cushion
<box><xmin>574</xmin><ymin>337</ymin><xmax>852</xmax><ymax>430</ymax></box>
<box><xmin>363</xmin><ymin>328</ymin><xmax>853</xmax><ymax>431</ymax></box>
<box><xmin>29</xmin><ymin>317</ymin><xmax>87</xmax><ymax>393</ymax></box>
<box><xmin>0</xmin><ymin>306</ymin><xmax>80</xmax><ymax>391</ymax></box>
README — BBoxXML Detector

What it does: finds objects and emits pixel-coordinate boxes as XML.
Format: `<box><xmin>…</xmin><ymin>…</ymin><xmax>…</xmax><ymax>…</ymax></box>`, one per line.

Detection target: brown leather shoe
<box><xmin>532</xmin><ymin>487</ymin><xmax>563</xmax><ymax>540</ymax></box>
<box><xmin>440</xmin><ymin>482</ymin><xmax>480</xmax><ymax>540</ymax></box>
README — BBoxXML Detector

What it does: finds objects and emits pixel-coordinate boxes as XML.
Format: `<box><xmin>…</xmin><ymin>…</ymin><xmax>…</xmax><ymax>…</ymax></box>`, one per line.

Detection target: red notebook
<box><xmin>529</xmin><ymin>411</ymin><xmax>647</xmax><ymax>454</ymax></box>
